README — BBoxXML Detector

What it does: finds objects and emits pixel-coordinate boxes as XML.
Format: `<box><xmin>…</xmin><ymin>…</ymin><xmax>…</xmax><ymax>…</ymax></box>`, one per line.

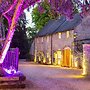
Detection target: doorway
<box><xmin>62</xmin><ymin>47</ymin><xmax>72</xmax><ymax>67</ymax></box>
<box><xmin>53</xmin><ymin>50</ymin><xmax>62</xmax><ymax>65</ymax></box>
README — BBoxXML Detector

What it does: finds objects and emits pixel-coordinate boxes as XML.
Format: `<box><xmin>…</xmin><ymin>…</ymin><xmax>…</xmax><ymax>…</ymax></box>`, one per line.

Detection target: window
<box><xmin>42</xmin><ymin>37</ymin><xmax>43</xmax><ymax>42</ymax></box>
<box><xmin>66</xmin><ymin>31</ymin><xmax>70</xmax><ymax>38</ymax></box>
<box><xmin>58</xmin><ymin>33</ymin><xmax>61</xmax><ymax>39</ymax></box>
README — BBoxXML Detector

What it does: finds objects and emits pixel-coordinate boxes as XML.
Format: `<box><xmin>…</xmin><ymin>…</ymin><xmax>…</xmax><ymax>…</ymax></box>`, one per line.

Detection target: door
<box><xmin>62</xmin><ymin>47</ymin><xmax>72</xmax><ymax>67</ymax></box>
<box><xmin>53</xmin><ymin>50</ymin><xmax>62</xmax><ymax>65</ymax></box>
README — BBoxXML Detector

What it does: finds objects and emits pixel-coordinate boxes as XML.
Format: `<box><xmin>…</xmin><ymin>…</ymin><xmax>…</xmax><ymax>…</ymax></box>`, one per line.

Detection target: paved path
<box><xmin>17</xmin><ymin>62</ymin><xmax>90</xmax><ymax>90</ymax></box>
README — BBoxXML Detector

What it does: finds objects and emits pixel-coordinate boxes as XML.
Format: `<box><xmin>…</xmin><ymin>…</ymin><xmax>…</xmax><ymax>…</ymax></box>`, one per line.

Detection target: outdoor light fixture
<box><xmin>3</xmin><ymin>67</ymin><xmax>16</xmax><ymax>74</ymax></box>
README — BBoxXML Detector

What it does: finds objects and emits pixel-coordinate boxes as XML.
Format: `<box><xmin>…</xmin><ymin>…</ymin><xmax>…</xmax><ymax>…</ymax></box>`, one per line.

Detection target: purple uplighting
<box><xmin>3</xmin><ymin>67</ymin><xmax>16</xmax><ymax>74</ymax></box>
<box><xmin>2</xmin><ymin>48</ymin><xmax>19</xmax><ymax>74</ymax></box>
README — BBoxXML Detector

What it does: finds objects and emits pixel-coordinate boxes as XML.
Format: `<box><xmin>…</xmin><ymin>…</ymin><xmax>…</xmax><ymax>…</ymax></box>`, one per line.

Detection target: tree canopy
<box><xmin>0</xmin><ymin>0</ymin><xmax>90</xmax><ymax>64</ymax></box>
<box><xmin>0</xmin><ymin>0</ymin><xmax>90</xmax><ymax>25</ymax></box>
<box><xmin>32</xmin><ymin>1</ymin><xmax>59</xmax><ymax>30</ymax></box>
<box><xmin>31</xmin><ymin>0</ymin><xmax>79</xmax><ymax>30</ymax></box>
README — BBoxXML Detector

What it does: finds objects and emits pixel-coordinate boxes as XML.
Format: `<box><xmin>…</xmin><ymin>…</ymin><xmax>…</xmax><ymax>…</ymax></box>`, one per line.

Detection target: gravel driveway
<box><xmin>11</xmin><ymin>62</ymin><xmax>90</xmax><ymax>90</ymax></box>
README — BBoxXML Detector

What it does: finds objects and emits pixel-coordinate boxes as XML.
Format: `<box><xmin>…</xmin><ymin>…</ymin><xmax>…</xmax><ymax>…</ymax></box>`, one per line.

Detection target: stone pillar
<box><xmin>82</xmin><ymin>44</ymin><xmax>90</xmax><ymax>77</ymax></box>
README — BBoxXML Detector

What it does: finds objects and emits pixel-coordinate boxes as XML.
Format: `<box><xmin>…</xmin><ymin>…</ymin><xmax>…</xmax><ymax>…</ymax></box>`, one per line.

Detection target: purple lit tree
<box><xmin>0</xmin><ymin>0</ymin><xmax>40</xmax><ymax>64</ymax></box>
<box><xmin>0</xmin><ymin>0</ymin><xmax>90</xmax><ymax>74</ymax></box>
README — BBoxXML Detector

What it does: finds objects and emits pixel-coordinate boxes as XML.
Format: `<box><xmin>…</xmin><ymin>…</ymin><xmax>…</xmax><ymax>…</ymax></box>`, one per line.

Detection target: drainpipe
<box><xmin>51</xmin><ymin>34</ymin><xmax>53</xmax><ymax>64</ymax></box>
<box><xmin>34</xmin><ymin>38</ymin><xmax>36</xmax><ymax>62</ymax></box>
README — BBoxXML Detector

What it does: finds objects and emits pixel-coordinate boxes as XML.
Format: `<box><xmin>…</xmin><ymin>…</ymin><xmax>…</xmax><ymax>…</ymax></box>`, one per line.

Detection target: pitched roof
<box><xmin>36</xmin><ymin>14</ymin><xmax>82</xmax><ymax>37</ymax></box>
<box><xmin>54</xmin><ymin>14</ymin><xmax>82</xmax><ymax>33</ymax></box>
<box><xmin>36</xmin><ymin>19</ymin><xmax>55</xmax><ymax>37</ymax></box>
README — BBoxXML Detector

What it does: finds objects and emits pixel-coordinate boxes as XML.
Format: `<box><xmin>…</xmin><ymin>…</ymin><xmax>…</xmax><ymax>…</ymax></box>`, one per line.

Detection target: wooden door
<box><xmin>62</xmin><ymin>47</ymin><xmax>71</xmax><ymax>67</ymax></box>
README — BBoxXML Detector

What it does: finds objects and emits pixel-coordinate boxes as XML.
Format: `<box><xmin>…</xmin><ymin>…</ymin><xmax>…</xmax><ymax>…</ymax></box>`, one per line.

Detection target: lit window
<box><xmin>72</xmin><ymin>42</ymin><xmax>74</xmax><ymax>46</ymax></box>
<box><xmin>58</xmin><ymin>33</ymin><xmax>61</xmax><ymax>39</ymax></box>
<box><xmin>67</xmin><ymin>31</ymin><xmax>69</xmax><ymax>38</ymax></box>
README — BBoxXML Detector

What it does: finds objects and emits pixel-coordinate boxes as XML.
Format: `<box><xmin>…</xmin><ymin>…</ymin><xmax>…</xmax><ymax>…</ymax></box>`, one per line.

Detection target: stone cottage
<box><xmin>31</xmin><ymin>14</ymin><xmax>83</xmax><ymax>68</ymax></box>
<box><xmin>74</xmin><ymin>14</ymin><xmax>90</xmax><ymax>74</ymax></box>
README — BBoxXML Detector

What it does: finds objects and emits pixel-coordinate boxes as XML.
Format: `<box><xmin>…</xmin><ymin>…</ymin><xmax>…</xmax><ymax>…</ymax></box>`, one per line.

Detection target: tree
<box><xmin>32</xmin><ymin>1</ymin><xmax>59</xmax><ymax>30</ymax></box>
<box><xmin>26</xmin><ymin>27</ymin><xmax>38</xmax><ymax>39</ymax></box>
<box><xmin>0</xmin><ymin>0</ymin><xmax>40</xmax><ymax>64</ymax></box>
<box><xmin>1</xmin><ymin>12</ymin><xmax>30</xmax><ymax>59</ymax></box>
<box><xmin>10</xmin><ymin>13</ymin><xmax>30</xmax><ymax>59</ymax></box>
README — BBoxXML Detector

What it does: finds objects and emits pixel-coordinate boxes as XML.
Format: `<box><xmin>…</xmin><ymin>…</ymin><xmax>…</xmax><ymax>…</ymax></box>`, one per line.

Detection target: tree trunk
<box><xmin>0</xmin><ymin>0</ymin><xmax>24</xmax><ymax>64</ymax></box>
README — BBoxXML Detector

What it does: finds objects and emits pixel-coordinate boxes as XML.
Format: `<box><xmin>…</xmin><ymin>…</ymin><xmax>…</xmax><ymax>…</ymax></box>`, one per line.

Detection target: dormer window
<box><xmin>58</xmin><ymin>33</ymin><xmax>61</xmax><ymax>39</ymax></box>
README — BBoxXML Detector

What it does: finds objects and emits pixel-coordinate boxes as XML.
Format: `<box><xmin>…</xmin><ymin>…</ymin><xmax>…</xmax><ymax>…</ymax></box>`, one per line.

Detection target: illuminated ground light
<box><xmin>82</xmin><ymin>53</ymin><xmax>88</xmax><ymax>75</ymax></box>
<box><xmin>43</xmin><ymin>58</ymin><xmax>46</xmax><ymax>63</ymax></box>
<box><xmin>4</xmin><ymin>68</ymin><xmax>16</xmax><ymax>74</ymax></box>
<box><xmin>50</xmin><ymin>74</ymin><xmax>85</xmax><ymax>79</ymax></box>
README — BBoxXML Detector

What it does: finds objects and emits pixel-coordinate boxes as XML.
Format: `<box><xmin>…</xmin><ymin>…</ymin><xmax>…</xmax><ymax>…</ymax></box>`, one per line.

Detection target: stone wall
<box><xmin>52</xmin><ymin>31</ymin><xmax>74</xmax><ymax>51</ymax></box>
<box><xmin>82</xmin><ymin>44</ymin><xmax>90</xmax><ymax>76</ymax></box>
<box><xmin>34</xmin><ymin>35</ymin><xmax>52</xmax><ymax>64</ymax></box>
<box><xmin>34</xmin><ymin>30</ymin><xmax>74</xmax><ymax>66</ymax></box>
<box><xmin>74</xmin><ymin>15</ymin><xmax>90</xmax><ymax>69</ymax></box>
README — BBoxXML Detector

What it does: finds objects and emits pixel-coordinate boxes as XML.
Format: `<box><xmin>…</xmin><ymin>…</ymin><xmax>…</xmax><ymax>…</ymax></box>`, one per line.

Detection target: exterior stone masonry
<box><xmin>34</xmin><ymin>30</ymin><xmax>75</xmax><ymax>67</ymax></box>
<box><xmin>31</xmin><ymin>14</ymin><xmax>90</xmax><ymax>69</ymax></box>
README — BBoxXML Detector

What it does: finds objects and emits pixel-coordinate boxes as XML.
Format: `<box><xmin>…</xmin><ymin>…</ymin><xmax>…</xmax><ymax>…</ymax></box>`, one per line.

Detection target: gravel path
<box><xmin>11</xmin><ymin>62</ymin><xmax>90</xmax><ymax>90</ymax></box>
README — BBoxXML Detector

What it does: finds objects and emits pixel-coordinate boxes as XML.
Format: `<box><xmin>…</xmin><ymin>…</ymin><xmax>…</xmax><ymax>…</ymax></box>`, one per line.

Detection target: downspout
<box><xmin>34</xmin><ymin>38</ymin><xmax>36</xmax><ymax>62</ymax></box>
<box><xmin>51</xmin><ymin>34</ymin><xmax>53</xmax><ymax>64</ymax></box>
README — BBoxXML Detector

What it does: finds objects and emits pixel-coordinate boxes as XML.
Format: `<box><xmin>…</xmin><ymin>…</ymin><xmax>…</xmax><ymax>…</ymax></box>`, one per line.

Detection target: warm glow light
<box><xmin>49</xmin><ymin>74</ymin><xmax>85</xmax><ymax>79</ymax></box>
<box><xmin>57</xmin><ymin>51</ymin><xmax>61</xmax><ymax>65</ymax></box>
<box><xmin>82</xmin><ymin>54</ymin><xmax>87</xmax><ymax>75</ymax></box>
<box><xmin>58</xmin><ymin>60</ymin><xmax>60</xmax><ymax>65</ymax></box>
<box><xmin>34</xmin><ymin>50</ymin><xmax>37</xmax><ymax>62</ymax></box>
<box><xmin>58</xmin><ymin>33</ymin><xmax>61</xmax><ymax>39</ymax></box>
<box><xmin>82</xmin><ymin>44</ymin><xmax>89</xmax><ymax>76</ymax></box>
<box><xmin>4</xmin><ymin>67</ymin><xmax>17</xmax><ymax>74</ymax></box>
<box><xmin>43</xmin><ymin>58</ymin><xmax>46</xmax><ymax>63</ymax></box>
<box><xmin>66</xmin><ymin>31</ymin><xmax>70</xmax><ymax>38</ymax></box>
<box><xmin>34</xmin><ymin>55</ymin><xmax>37</xmax><ymax>62</ymax></box>
<box><xmin>74</xmin><ymin>60</ymin><xmax>78</xmax><ymax>68</ymax></box>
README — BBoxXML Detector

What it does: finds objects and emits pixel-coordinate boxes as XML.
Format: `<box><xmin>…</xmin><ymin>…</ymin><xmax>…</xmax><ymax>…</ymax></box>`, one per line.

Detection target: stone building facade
<box><xmin>34</xmin><ymin>30</ymin><xmax>75</xmax><ymax>67</ymax></box>
<box><xmin>74</xmin><ymin>14</ymin><xmax>90</xmax><ymax>71</ymax></box>
<box><xmin>30</xmin><ymin>14</ymin><xmax>82</xmax><ymax>68</ymax></box>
